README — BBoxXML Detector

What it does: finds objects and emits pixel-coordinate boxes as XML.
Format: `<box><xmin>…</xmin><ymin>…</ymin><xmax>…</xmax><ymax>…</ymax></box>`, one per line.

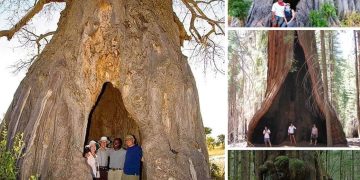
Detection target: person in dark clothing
<box><xmin>122</xmin><ymin>135</ymin><xmax>143</xmax><ymax>180</ymax></box>
<box><xmin>282</xmin><ymin>3</ymin><xmax>296</xmax><ymax>27</ymax></box>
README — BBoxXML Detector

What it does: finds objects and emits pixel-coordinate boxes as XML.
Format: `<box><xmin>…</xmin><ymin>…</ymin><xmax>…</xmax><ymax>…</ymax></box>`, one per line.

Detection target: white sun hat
<box><xmin>85</xmin><ymin>140</ymin><xmax>97</xmax><ymax>148</ymax></box>
<box><xmin>99</xmin><ymin>136</ymin><xmax>110</xmax><ymax>143</ymax></box>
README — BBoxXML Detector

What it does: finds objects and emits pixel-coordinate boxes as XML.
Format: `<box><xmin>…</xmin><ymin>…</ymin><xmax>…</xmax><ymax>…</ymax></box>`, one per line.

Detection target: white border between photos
<box><xmin>224</xmin><ymin>12</ymin><xmax>360</xmax><ymax>179</ymax></box>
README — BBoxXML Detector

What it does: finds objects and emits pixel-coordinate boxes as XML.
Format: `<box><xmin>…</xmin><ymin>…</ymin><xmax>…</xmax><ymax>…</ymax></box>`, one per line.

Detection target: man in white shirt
<box><xmin>271</xmin><ymin>0</ymin><xmax>286</xmax><ymax>27</ymax></box>
<box><xmin>108</xmin><ymin>138</ymin><xmax>127</xmax><ymax>180</ymax></box>
<box><xmin>263</xmin><ymin>126</ymin><xmax>272</xmax><ymax>147</ymax></box>
<box><xmin>288</xmin><ymin>123</ymin><xmax>297</xmax><ymax>145</ymax></box>
<box><xmin>98</xmin><ymin>136</ymin><xmax>110</xmax><ymax>180</ymax></box>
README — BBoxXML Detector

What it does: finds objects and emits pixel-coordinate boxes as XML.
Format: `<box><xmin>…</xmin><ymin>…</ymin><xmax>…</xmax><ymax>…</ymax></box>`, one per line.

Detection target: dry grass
<box><xmin>208</xmin><ymin>145</ymin><xmax>225</xmax><ymax>156</ymax></box>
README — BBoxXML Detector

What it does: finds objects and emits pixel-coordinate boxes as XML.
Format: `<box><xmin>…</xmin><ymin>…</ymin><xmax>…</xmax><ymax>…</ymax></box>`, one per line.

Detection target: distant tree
<box><xmin>207</xmin><ymin>136</ymin><xmax>216</xmax><ymax>149</ymax></box>
<box><xmin>205</xmin><ymin>127</ymin><xmax>213</xmax><ymax>136</ymax></box>
<box><xmin>217</xmin><ymin>134</ymin><xmax>225</xmax><ymax>148</ymax></box>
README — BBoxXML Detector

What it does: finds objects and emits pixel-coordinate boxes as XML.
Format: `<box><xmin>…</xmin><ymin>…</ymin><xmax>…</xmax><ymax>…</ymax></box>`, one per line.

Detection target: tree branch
<box><xmin>0</xmin><ymin>0</ymin><xmax>65</xmax><ymax>40</ymax></box>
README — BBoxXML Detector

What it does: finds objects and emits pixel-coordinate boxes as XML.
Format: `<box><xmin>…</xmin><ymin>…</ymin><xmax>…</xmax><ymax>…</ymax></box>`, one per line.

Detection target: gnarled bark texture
<box><xmin>246</xmin><ymin>0</ymin><xmax>360</xmax><ymax>27</ymax></box>
<box><xmin>1</xmin><ymin>0</ymin><xmax>210</xmax><ymax>179</ymax></box>
<box><xmin>247</xmin><ymin>30</ymin><xmax>346</xmax><ymax>146</ymax></box>
<box><xmin>255</xmin><ymin>151</ymin><xmax>330</xmax><ymax>180</ymax></box>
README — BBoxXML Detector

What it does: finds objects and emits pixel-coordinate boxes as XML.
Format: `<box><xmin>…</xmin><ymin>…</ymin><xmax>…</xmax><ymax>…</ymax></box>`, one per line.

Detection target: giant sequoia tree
<box><xmin>246</xmin><ymin>0</ymin><xmax>360</xmax><ymax>27</ymax></box>
<box><xmin>0</xmin><ymin>0</ymin><xmax>224</xmax><ymax>179</ymax></box>
<box><xmin>247</xmin><ymin>30</ymin><xmax>346</xmax><ymax>146</ymax></box>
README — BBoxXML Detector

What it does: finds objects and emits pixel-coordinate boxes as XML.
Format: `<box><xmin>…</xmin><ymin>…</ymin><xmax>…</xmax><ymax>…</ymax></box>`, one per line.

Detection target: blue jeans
<box><xmin>273</xmin><ymin>16</ymin><xmax>284</xmax><ymax>27</ymax></box>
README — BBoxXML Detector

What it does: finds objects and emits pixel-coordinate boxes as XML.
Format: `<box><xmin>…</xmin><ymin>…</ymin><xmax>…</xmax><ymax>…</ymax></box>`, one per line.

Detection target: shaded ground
<box><xmin>229</xmin><ymin>138</ymin><xmax>360</xmax><ymax>148</ymax></box>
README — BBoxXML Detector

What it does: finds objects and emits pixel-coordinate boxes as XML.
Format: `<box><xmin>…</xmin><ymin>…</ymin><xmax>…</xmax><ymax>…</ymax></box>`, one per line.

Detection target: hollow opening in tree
<box><xmin>273</xmin><ymin>0</ymin><xmax>299</xmax><ymax>10</ymax></box>
<box><xmin>85</xmin><ymin>82</ymin><xmax>141</xmax><ymax>145</ymax></box>
<box><xmin>251</xmin><ymin>34</ymin><xmax>327</xmax><ymax>145</ymax></box>
<box><xmin>285</xmin><ymin>0</ymin><xmax>299</xmax><ymax>10</ymax></box>
<box><xmin>84</xmin><ymin>82</ymin><xmax>144</xmax><ymax>175</ymax></box>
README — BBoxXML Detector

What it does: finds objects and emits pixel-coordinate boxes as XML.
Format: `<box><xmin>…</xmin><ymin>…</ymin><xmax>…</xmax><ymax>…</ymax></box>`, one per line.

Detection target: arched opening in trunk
<box><xmin>285</xmin><ymin>0</ymin><xmax>299</xmax><ymax>10</ymax></box>
<box><xmin>251</xmin><ymin>33</ymin><xmax>327</xmax><ymax>146</ymax></box>
<box><xmin>273</xmin><ymin>0</ymin><xmax>300</xmax><ymax>10</ymax></box>
<box><xmin>84</xmin><ymin>82</ymin><xmax>144</xmax><ymax>175</ymax></box>
<box><xmin>85</xmin><ymin>82</ymin><xmax>141</xmax><ymax>144</ymax></box>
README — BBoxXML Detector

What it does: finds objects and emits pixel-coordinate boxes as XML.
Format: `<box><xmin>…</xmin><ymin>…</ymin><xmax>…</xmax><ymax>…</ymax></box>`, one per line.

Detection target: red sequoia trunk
<box><xmin>247</xmin><ymin>30</ymin><xmax>346</xmax><ymax>146</ymax></box>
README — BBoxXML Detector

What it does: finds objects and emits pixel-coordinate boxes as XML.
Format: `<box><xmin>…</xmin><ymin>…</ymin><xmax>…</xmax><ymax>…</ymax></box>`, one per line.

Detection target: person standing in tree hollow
<box><xmin>263</xmin><ymin>126</ymin><xmax>272</xmax><ymax>147</ymax></box>
<box><xmin>310</xmin><ymin>124</ymin><xmax>318</xmax><ymax>146</ymax></box>
<box><xmin>271</xmin><ymin>0</ymin><xmax>286</xmax><ymax>27</ymax></box>
<box><xmin>122</xmin><ymin>135</ymin><xmax>143</xmax><ymax>180</ymax></box>
<box><xmin>98</xmin><ymin>136</ymin><xmax>110</xmax><ymax>180</ymax></box>
<box><xmin>288</xmin><ymin>123</ymin><xmax>297</xmax><ymax>145</ymax></box>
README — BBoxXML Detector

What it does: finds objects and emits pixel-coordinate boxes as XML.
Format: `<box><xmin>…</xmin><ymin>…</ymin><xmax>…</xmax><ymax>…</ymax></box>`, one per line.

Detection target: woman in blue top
<box><xmin>282</xmin><ymin>3</ymin><xmax>296</xmax><ymax>27</ymax></box>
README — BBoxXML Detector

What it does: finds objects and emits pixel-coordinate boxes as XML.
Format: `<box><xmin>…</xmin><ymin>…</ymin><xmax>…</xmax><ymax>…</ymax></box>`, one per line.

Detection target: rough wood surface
<box><xmin>2</xmin><ymin>0</ymin><xmax>210</xmax><ymax>179</ymax></box>
<box><xmin>248</xmin><ymin>30</ymin><xmax>347</xmax><ymax>146</ymax></box>
<box><xmin>246</xmin><ymin>0</ymin><xmax>360</xmax><ymax>27</ymax></box>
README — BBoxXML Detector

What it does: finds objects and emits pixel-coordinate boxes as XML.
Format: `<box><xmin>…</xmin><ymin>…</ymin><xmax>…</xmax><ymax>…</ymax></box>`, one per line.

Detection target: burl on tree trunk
<box><xmin>247</xmin><ymin>30</ymin><xmax>346</xmax><ymax>146</ymax></box>
<box><xmin>246</xmin><ymin>0</ymin><xmax>360</xmax><ymax>27</ymax></box>
<box><xmin>254</xmin><ymin>151</ymin><xmax>330</xmax><ymax>180</ymax></box>
<box><xmin>1</xmin><ymin>0</ymin><xmax>210</xmax><ymax>179</ymax></box>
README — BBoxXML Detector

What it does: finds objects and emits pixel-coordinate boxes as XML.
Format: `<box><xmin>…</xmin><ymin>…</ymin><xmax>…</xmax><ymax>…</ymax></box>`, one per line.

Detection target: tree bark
<box><xmin>2</xmin><ymin>0</ymin><xmax>210</xmax><ymax>179</ymax></box>
<box><xmin>241</xmin><ymin>150</ymin><xmax>250</xmax><ymax>180</ymax></box>
<box><xmin>355</xmin><ymin>31</ymin><xmax>360</xmax><ymax>138</ymax></box>
<box><xmin>248</xmin><ymin>30</ymin><xmax>346</xmax><ymax>146</ymax></box>
<box><xmin>246</xmin><ymin>0</ymin><xmax>360</xmax><ymax>27</ymax></box>
<box><xmin>320</xmin><ymin>30</ymin><xmax>333</xmax><ymax>146</ymax></box>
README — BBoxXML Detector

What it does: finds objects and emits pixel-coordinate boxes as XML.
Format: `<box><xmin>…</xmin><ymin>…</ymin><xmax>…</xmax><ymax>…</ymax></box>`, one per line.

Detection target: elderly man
<box><xmin>108</xmin><ymin>138</ymin><xmax>127</xmax><ymax>180</ymax></box>
<box><xmin>122</xmin><ymin>135</ymin><xmax>143</xmax><ymax>180</ymax></box>
<box><xmin>98</xmin><ymin>136</ymin><xmax>110</xmax><ymax>180</ymax></box>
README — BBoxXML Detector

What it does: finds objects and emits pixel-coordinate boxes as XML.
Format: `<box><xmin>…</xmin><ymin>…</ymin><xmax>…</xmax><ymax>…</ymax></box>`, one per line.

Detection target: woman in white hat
<box><xmin>85</xmin><ymin>140</ymin><xmax>100</xmax><ymax>179</ymax></box>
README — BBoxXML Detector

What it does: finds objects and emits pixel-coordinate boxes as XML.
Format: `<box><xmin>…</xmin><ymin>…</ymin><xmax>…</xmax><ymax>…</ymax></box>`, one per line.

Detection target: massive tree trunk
<box><xmin>247</xmin><ymin>30</ymin><xmax>346</xmax><ymax>146</ymax></box>
<box><xmin>1</xmin><ymin>0</ymin><xmax>210</xmax><ymax>179</ymax></box>
<box><xmin>246</xmin><ymin>0</ymin><xmax>360</xmax><ymax>27</ymax></box>
<box><xmin>229</xmin><ymin>150</ymin><xmax>331</xmax><ymax>180</ymax></box>
<box><xmin>320</xmin><ymin>31</ymin><xmax>333</xmax><ymax>146</ymax></box>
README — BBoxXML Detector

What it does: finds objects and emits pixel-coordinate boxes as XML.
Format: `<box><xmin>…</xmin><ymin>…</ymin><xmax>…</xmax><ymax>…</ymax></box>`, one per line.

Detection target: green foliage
<box><xmin>289</xmin><ymin>59</ymin><xmax>299</xmax><ymax>72</ymax></box>
<box><xmin>228</xmin><ymin>0</ymin><xmax>252</xmax><ymax>19</ymax></box>
<box><xmin>309</xmin><ymin>11</ymin><xmax>328</xmax><ymax>27</ymax></box>
<box><xmin>274</xmin><ymin>155</ymin><xmax>289</xmax><ymax>170</ymax></box>
<box><xmin>309</xmin><ymin>3</ymin><xmax>337</xmax><ymax>27</ymax></box>
<box><xmin>289</xmin><ymin>159</ymin><xmax>305</xmax><ymax>179</ymax></box>
<box><xmin>341</xmin><ymin>13</ymin><xmax>360</xmax><ymax>27</ymax></box>
<box><xmin>205</xmin><ymin>127</ymin><xmax>212</xmax><ymax>136</ymax></box>
<box><xmin>210</xmin><ymin>162</ymin><xmax>224</xmax><ymax>179</ymax></box>
<box><xmin>206</xmin><ymin>136</ymin><xmax>216</xmax><ymax>149</ymax></box>
<box><xmin>0</xmin><ymin>125</ymin><xmax>24</xmax><ymax>179</ymax></box>
<box><xmin>217</xmin><ymin>134</ymin><xmax>225</xmax><ymax>148</ymax></box>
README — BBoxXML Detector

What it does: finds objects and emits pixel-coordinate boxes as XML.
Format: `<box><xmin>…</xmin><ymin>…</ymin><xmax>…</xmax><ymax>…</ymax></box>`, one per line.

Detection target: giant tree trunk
<box><xmin>246</xmin><ymin>0</ymin><xmax>360</xmax><ymax>27</ymax></box>
<box><xmin>356</xmin><ymin>31</ymin><xmax>360</xmax><ymax>137</ymax></box>
<box><xmin>320</xmin><ymin>31</ymin><xmax>333</xmax><ymax>146</ymax></box>
<box><xmin>1</xmin><ymin>0</ymin><xmax>210</xmax><ymax>179</ymax></box>
<box><xmin>247</xmin><ymin>30</ymin><xmax>346</xmax><ymax>146</ymax></box>
<box><xmin>229</xmin><ymin>150</ymin><xmax>331</xmax><ymax>180</ymax></box>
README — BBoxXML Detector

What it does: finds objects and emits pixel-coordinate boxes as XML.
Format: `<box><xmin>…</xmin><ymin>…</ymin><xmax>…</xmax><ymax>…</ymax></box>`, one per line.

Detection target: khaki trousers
<box><xmin>121</xmin><ymin>174</ymin><xmax>139</xmax><ymax>180</ymax></box>
<box><xmin>108</xmin><ymin>169</ymin><xmax>123</xmax><ymax>180</ymax></box>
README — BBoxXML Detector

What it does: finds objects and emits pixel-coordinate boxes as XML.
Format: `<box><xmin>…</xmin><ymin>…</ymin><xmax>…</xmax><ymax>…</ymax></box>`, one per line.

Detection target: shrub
<box><xmin>228</xmin><ymin>0</ymin><xmax>252</xmax><ymax>19</ymax></box>
<box><xmin>342</xmin><ymin>13</ymin><xmax>360</xmax><ymax>27</ymax></box>
<box><xmin>0</xmin><ymin>125</ymin><xmax>24</xmax><ymax>179</ymax></box>
<box><xmin>309</xmin><ymin>3</ymin><xmax>337</xmax><ymax>27</ymax></box>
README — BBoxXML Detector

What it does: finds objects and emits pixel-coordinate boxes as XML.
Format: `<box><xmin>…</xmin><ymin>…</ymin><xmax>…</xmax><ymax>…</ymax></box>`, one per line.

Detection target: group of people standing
<box><xmin>263</xmin><ymin>123</ymin><xmax>319</xmax><ymax>147</ymax></box>
<box><xmin>271</xmin><ymin>0</ymin><xmax>296</xmax><ymax>27</ymax></box>
<box><xmin>84</xmin><ymin>135</ymin><xmax>142</xmax><ymax>180</ymax></box>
